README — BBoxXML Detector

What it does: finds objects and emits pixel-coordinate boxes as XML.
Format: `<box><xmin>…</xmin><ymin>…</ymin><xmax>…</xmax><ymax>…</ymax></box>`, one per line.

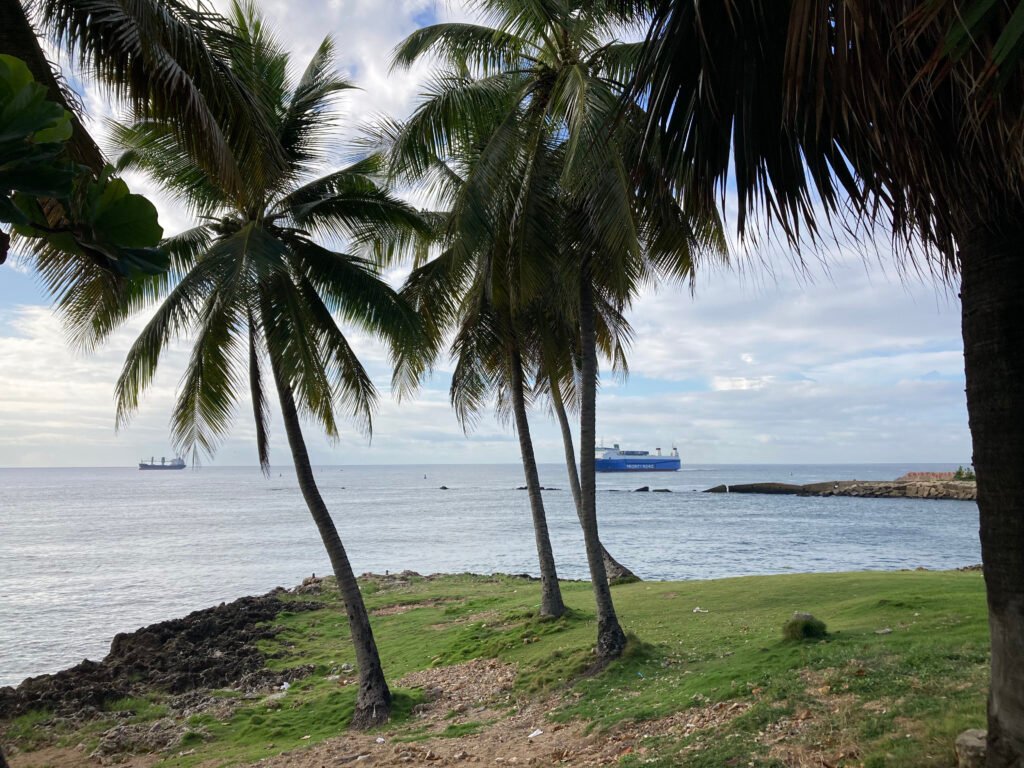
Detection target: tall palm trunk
<box><xmin>0</xmin><ymin>2</ymin><xmax>104</xmax><ymax>171</ymax></box>
<box><xmin>549</xmin><ymin>378</ymin><xmax>639</xmax><ymax>584</ymax></box>
<box><xmin>578</xmin><ymin>276</ymin><xmax>627</xmax><ymax>662</ymax></box>
<box><xmin>960</xmin><ymin>220</ymin><xmax>1024</xmax><ymax>767</ymax></box>
<box><xmin>509</xmin><ymin>342</ymin><xmax>566</xmax><ymax>617</ymax></box>
<box><xmin>271</xmin><ymin>363</ymin><xmax>391</xmax><ymax>729</ymax></box>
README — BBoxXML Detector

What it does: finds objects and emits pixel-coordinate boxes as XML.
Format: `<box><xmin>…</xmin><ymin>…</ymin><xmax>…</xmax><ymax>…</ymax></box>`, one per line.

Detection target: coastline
<box><xmin>705</xmin><ymin>478</ymin><xmax>977</xmax><ymax>501</ymax></box>
<box><xmin>1</xmin><ymin>569</ymin><xmax>989</xmax><ymax>768</ymax></box>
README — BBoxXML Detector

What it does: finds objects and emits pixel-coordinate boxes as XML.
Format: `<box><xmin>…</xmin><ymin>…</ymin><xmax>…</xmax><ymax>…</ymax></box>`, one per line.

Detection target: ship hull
<box><xmin>138</xmin><ymin>464</ymin><xmax>186</xmax><ymax>470</ymax></box>
<box><xmin>595</xmin><ymin>457</ymin><xmax>681</xmax><ymax>472</ymax></box>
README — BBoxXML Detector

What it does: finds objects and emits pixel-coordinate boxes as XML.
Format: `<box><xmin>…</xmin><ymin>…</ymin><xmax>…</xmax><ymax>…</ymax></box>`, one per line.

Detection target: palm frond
<box><xmin>290</xmin><ymin>239</ymin><xmax>423</xmax><ymax>346</ymax></box>
<box><xmin>114</xmin><ymin>234</ymin><xmax>240</xmax><ymax>430</ymax></box>
<box><xmin>40</xmin><ymin>0</ymin><xmax>283</xmax><ymax>192</ymax></box>
<box><xmin>170</xmin><ymin>285</ymin><xmax>246</xmax><ymax>463</ymax></box>
<box><xmin>390</xmin><ymin>22</ymin><xmax>530</xmax><ymax>74</ymax></box>
<box><xmin>276</xmin><ymin>37</ymin><xmax>354</xmax><ymax>180</ymax></box>
<box><xmin>111</xmin><ymin>120</ymin><xmax>224</xmax><ymax>215</ymax></box>
<box><xmin>278</xmin><ymin>162</ymin><xmax>430</xmax><ymax>249</ymax></box>
<box><xmin>260</xmin><ymin>275</ymin><xmax>341</xmax><ymax>440</ymax></box>
<box><xmin>294</xmin><ymin>275</ymin><xmax>379</xmax><ymax>438</ymax></box>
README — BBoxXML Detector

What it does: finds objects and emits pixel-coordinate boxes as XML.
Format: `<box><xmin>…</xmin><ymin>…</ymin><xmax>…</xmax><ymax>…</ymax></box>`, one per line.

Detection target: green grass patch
<box><xmin>2</xmin><ymin>570</ymin><xmax>989</xmax><ymax>768</ymax></box>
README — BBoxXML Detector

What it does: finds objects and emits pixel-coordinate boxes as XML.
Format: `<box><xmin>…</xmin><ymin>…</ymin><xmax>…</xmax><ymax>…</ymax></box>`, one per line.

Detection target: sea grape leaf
<box><xmin>92</xmin><ymin>191</ymin><xmax>164</xmax><ymax>248</ymax></box>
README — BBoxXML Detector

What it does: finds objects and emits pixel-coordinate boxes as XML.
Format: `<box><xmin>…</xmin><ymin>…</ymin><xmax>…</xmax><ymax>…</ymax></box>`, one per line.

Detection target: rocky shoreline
<box><xmin>704</xmin><ymin>479</ymin><xmax>977</xmax><ymax>501</ymax></box>
<box><xmin>0</xmin><ymin>591</ymin><xmax>322</xmax><ymax>721</ymax></box>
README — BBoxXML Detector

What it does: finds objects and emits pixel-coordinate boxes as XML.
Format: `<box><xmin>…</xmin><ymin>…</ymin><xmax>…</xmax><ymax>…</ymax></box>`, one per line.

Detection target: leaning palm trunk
<box><xmin>509</xmin><ymin>344</ymin><xmax>566</xmax><ymax>617</ymax></box>
<box><xmin>271</xmin><ymin>364</ymin><xmax>391</xmax><ymax>729</ymax></box>
<box><xmin>578</xmin><ymin>277</ymin><xmax>627</xmax><ymax>662</ymax></box>
<box><xmin>549</xmin><ymin>379</ymin><xmax>639</xmax><ymax>584</ymax></box>
<box><xmin>960</xmin><ymin>221</ymin><xmax>1024</xmax><ymax>767</ymax></box>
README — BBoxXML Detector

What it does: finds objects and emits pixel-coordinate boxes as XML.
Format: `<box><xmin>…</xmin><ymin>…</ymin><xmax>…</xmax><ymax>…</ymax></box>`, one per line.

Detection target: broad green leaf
<box><xmin>0</xmin><ymin>165</ymin><xmax>75</xmax><ymax>197</ymax></box>
<box><xmin>93</xmin><ymin>193</ymin><xmax>164</xmax><ymax>248</ymax></box>
<box><xmin>0</xmin><ymin>55</ymin><xmax>34</xmax><ymax>95</ymax></box>
<box><xmin>32</xmin><ymin>111</ymin><xmax>73</xmax><ymax>144</ymax></box>
<box><xmin>0</xmin><ymin>195</ymin><xmax>30</xmax><ymax>226</ymax></box>
<box><xmin>93</xmin><ymin>177</ymin><xmax>131</xmax><ymax>218</ymax></box>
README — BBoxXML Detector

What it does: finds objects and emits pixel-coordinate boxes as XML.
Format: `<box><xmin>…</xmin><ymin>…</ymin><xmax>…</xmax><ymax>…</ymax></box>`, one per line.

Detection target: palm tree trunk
<box><xmin>509</xmin><ymin>343</ymin><xmax>566</xmax><ymax>617</ymax></box>
<box><xmin>549</xmin><ymin>378</ymin><xmax>639</xmax><ymax>584</ymax></box>
<box><xmin>270</xmin><ymin>363</ymin><xmax>391</xmax><ymax>729</ymax></box>
<box><xmin>579</xmin><ymin>276</ymin><xmax>627</xmax><ymax>662</ymax></box>
<box><xmin>960</xmin><ymin>221</ymin><xmax>1024</xmax><ymax>767</ymax></box>
<box><xmin>0</xmin><ymin>1</ymin><xmax>104</xmax><ymax>171</ymax></box>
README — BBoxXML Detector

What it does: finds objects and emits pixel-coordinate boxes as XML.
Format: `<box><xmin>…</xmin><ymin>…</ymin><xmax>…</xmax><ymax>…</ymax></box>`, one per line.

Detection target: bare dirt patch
<box><xmin>8</xmin><ymin>745</ymin><xmax>161</xmax><ymax>768</ymax></box>
<box><xmin>241</xmin><ymin>661</ymin><xmax>753</xmax><ymax>767</ymax></box>
<box><xmin>757</xmin><ymin>670</ymin><xmax>863</xmax><ymax>767</ymax></box>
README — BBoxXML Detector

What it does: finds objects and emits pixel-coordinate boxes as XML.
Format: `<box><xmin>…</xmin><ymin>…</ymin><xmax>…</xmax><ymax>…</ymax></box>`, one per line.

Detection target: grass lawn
<box><xmin>4</xmin><ymin>569</ymin><xmax>988</xmax><ymax>767</ymax></box>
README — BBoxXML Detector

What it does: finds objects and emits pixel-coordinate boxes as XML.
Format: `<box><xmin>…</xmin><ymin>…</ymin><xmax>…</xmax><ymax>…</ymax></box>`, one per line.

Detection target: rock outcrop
<box><xmin>0</xmin><ymin>592</ymin><xmax>322</xmax><ymax>718</ymax></box>
<box><xmin>704</xmin><ymin>480</ymin><xmax>976</xmax><ymax>501</ymax></box>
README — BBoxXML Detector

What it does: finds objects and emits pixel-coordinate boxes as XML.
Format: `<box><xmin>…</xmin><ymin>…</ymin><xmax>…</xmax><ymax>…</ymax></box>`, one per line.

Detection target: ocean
<box><xmin>0</xmin><ymin>463</ymin><xmax>979</xmax><ymax>687</ymax></box>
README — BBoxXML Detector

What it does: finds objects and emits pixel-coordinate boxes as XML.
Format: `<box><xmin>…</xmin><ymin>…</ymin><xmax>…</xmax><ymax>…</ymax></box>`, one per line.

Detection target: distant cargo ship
<box><xmin>139</xmin><ymin>456</ymin><xmax>186</xmax><ymax>470</ymax></box>
<box><xmin>595</xmin><ymin>444</ymin><xmax>680</xmax><ymax>472</ymax></box>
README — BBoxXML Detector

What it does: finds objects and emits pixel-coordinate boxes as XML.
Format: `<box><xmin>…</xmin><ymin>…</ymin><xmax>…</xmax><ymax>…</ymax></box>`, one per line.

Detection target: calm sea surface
<box><xmin>0</xmin><ymin>463</ymin><xmax>979</xmax><ymax>687</ymax></box>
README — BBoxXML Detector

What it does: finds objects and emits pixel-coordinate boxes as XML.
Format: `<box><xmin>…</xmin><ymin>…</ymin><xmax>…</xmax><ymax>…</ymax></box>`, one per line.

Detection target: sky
<box><xmin>0</xmin><ymin>1</ymin><xmax>972</xmax><ymax>468</ymax></box>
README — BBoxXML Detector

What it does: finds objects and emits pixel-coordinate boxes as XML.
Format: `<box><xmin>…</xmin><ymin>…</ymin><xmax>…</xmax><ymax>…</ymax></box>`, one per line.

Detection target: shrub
<box><xmin>953</xmin><ymin>465</ymin><xmax>976</xmax><ymax>481</ymax></box>
<box><xmin>782</xmin><ymin>612</ymin><xmax>828</xmax><ymax>641</ymax></box>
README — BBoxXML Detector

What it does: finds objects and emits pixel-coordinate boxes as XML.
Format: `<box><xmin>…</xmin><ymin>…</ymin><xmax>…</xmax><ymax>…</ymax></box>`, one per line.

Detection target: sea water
<box><xmin>0</xmin><ymin>463</ymin><xmax>979</xmax><ymax>686</ymax></box>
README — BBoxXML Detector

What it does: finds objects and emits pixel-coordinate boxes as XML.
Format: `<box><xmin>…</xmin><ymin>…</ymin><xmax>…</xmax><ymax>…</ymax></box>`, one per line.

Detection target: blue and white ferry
<box><xmin>594</xmin><ymin>444</ymin><xmax>681</xmax><ymax>472</ymax></box>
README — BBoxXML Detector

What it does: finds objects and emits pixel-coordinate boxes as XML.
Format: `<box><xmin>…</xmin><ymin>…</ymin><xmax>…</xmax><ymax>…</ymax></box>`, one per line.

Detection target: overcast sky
<box><xmin>0</xmin><ymin>0</ymin><xmax>971</xmax><ymax>468</ymax></box>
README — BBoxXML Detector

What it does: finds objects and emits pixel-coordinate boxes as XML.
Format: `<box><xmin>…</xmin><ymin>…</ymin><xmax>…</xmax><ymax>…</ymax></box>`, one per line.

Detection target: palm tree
<box><xmin>376</xmin><ymin>116</ymin><xmax>569</xmax><ymax>618</ymax></box>
<box><xmin>390</xmin><ymin>0</ymin><xmax>724</xmax><ymax>662</ymax></box>
<box><xmin>531</xmin><ymin>297</ymin><xmax>640</xmax><ymax>583</ymax></box>
<box><xmin>98</xmin><ymin>5</ymin><xmax>427</xmax><ymax>728</ymax></box>
<box><xmin>631</xmin><ymin>2</ymin><xmax>1024</xmax><ymax>763</ymax></box>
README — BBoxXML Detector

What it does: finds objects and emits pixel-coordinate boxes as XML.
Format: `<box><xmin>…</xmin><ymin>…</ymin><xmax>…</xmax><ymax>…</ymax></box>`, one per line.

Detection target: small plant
<box><xmin>782</xmin><ymin>612</ymin><xmax>828</xmax><ymax>641</ymax></box>
<box><xmin>953</xmin><ymin>466</ymin><xmax>976</xmax><ymax>481</ymax></box>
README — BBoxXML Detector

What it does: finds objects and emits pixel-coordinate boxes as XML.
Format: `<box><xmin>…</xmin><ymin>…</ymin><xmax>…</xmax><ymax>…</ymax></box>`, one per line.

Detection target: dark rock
<box><xmin>91</xmin><ymin>717</ymin><xmax>205</xmax><ymax>758</ymax></box>
<box><xmin>603</xmin><ymin>549</ymin><xmax>641</xmax><ymax>585</ymax></box>
<box><xmin>294</xmin><ymin>575</ymin><xmax>324</xmax><ymax>595</ymax></box>
<box><xmin>234</xmin><ymin>664</ymin><xmax>315</xmax><ymax>694</ymax></box>
<box><xmin>634</xmin><ymin>486</ymin><xmax>650</xmax><ymax>492</ymax></box>
<box><xmin>0</xmin><ymin>593</ymin><xmax>322</xmax><ymax>719</ymax></box>
<box><xmin>439</xmin><ymin>485</ymin><xmax>449</xmax><ymax>490</ymax></box>
<box><xmin>653</xmin><ymin>488</ymin><xmax>672</xmax><ymax>493</ymax></box>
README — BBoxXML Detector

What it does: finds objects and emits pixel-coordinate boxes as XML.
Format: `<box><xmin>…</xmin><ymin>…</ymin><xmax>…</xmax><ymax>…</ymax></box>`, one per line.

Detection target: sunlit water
<box><xmin>0</xmin><ymin>463</ymin><xmax>979</xmax><ymax>686</ymax></box>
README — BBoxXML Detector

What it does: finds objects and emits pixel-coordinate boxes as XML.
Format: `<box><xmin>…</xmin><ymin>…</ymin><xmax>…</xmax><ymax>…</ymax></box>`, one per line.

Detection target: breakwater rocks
<box><xmin>704</xmin><ymin>480</ymin><xmax>976</xmax><ymax>501</ymax></box>
<box><xmin>0</xmin><ymin>592</ymin><xmax>322</xmax><ymax>719</ymax></box>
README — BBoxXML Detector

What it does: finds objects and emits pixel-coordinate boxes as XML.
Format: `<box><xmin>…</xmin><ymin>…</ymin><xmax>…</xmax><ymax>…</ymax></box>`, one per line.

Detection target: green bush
<box><xmin>782</xmin><ymin>612</ymin><xmax>828</xmax><ymax>641</ymax></box>
<box><xmin>953</xmin><ymin>465</ymin><xmax>976</xmax><ymax>481</ymax></box>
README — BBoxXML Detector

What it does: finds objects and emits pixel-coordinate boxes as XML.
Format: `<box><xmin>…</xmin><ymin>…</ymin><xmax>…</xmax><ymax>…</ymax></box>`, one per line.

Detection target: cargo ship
<box><xmin>139</xmin><ymin>456</ymin><xmax>186</xmax><ymax>470</ymax></box>
<box><xmin>594</xmin><ymin>444</ymin><xmax>680</xmax><ymax>472</ymax></box>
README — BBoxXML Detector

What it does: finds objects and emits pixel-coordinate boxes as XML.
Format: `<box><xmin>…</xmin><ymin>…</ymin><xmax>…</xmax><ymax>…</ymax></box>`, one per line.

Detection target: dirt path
<box><xmin>243</xmin><ymin>660</ymin><xmax>749</xmax><ymax>768</ymax></box>
<box><xmin>8</xmin><ymin>660</ymin><xmax>750</xmax><ymax>768</ymax></box>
